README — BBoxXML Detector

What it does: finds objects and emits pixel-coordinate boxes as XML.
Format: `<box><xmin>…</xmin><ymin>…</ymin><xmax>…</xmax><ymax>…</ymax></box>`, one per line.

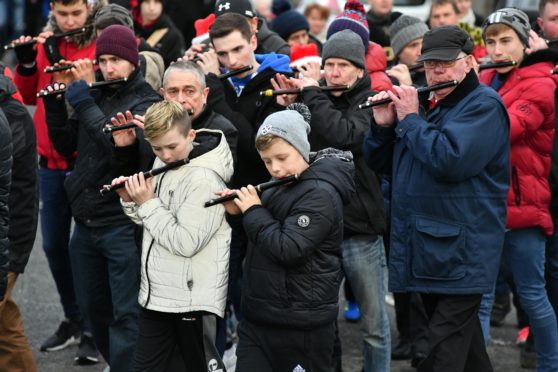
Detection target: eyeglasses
<box><xmin>423</xmin><ymin>56</ymin><xmax>467</xmax><ymax>69</ymax></box>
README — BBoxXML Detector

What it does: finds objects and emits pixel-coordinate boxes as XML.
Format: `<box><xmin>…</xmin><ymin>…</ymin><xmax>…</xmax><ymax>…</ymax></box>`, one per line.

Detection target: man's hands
<box><xmin>386</xmin><ymin>64</ymin><xmax>412</xmax><ymax>86</ymax></box>
<box><xmin>108</xmin><ymin>111</ymin><xmax>145</xmax><ymax>147</ymax></box>
<box><xmin>214</xmin><ymin>185</ymin><xmax>261</xmax><ymax>215</ymax></box>
<box><xmin>38</xmin><ymin>82</ymin><xmax>66</xmax><ymax>101</ymax></box>
<box><xmin>50</xmin><ymin>58</ymin><xmax>96</xmax><ymax>87</ymax></box>
<box><xmin>270</xmin><ymin>70</ymin><xmax>319</xmax><ymax>107</ymax></box>
<box><xmin>110</xmin><ymin>173</ymin><xmax>154</xmax><ymax>205</ymax></box>
<box><xmin>369</xmin><ymin>85</ymin><xmax>419</xmax><ymax>125</ymax></box>
<box><xmin>183</xmin><ymin>43</ymin><xmax>221</xmax><ymax>75</ymax></box>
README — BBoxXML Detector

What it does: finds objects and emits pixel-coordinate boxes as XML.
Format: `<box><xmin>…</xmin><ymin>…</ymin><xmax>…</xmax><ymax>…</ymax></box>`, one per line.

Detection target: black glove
<box><xmin>14</xmin><ymin>42</ymin><xmax>37</xmax><ymax>65</ymax></box>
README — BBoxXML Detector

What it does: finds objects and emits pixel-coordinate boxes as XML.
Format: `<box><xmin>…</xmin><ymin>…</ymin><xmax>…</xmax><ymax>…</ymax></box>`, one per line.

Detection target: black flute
<box><xmin>204</xmin><ymin>174</ymin><xmax>300</xmax><ymax>207</ymax></box>
<box><xmin>4</xmin><ymin>27</ymin><xmax>87</xmax><ymax>50</ymax></box>
<box><xmin>260</xmin><ymin>85</ymin><xmax>349</xmax><ymax>97</ymax></box>
<box><xmin>36</xmin><ymin>78</ymin><xmax>128</xmax><ymax>98</ymax></box>
<box><xmin>218</xmin><ymin>65</ymin><xmax>253</xmax><ymax>79</ymax></box>
<box><xmin>387</xmin><ymin>63</ymin><xmax>423</xmax><ymax>72</ymax></box>
<box><xmin>44</xmin><ymin>60</ymin><xmax>98</xmax><ymax>73</ymax></box>
<box><xmin>99</xmin><ymin>158</ymin><xmax>190</xmax><ymax>195</ymax></box>
<box><xmin>358</xmin><ymin>80</ymin><xmax>458</xmax><ymax>110</ymax></box>
<box><xmin>478</xmin><ymin>61</ymin><xmax>517</xmax><ymax>70</ymax></box>
<box><xmin>102</xmin><ymin>109</ymin><xmax>194</xmax><ymax>133</ymax></box>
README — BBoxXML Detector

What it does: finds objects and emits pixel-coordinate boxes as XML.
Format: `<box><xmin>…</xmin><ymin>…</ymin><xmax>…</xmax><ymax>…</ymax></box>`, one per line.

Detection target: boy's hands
<box><xmin>110</xmin><ymin>176</ymin><xmax>132</xmax><ymax>202</ymax></box>
<box><xmin>214</xmin><ymin>185</ymin><xmax>261</xmax><ymax>214</ymax></box>
<box><xmin>124</xmin><ymin>173</ymin><xmax>155</xmax><ymax>206</ymax></box>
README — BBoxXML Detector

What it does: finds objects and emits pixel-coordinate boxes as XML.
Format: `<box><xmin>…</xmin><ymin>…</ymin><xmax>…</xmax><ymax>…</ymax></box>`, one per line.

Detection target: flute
<box><xmin>99</xmin><ymin>158</ymin><xmax>190</xmax><ymax>195</ymax></box>
<box><xmin>102</xmin><ymin>109</ymin><xmax>194</xmax><ymax>133</ymax></box>
<box><xmin>36</xmin><ymin>77</ymin><xmax>128</xmax><ymax>98</ymax></box>
<box><xmin>44</xmin><ymin>60</ymin><xmax>98</xmax><ymax>73</ymax></box>
<box><xmin>204</xmin><ymin>174</ymin><xmax>300</xmax><ymax>207</ymax></box>
<box><xmin>218</xmin><ymin>65</ymin><xmax>253</xmax><ymax>80</ymax></box>
<box><xmin>478</xmin><ymin>61</ymin><xmax>517</xmax><ymax>70</ymax></box>
<box><xmin>260</xmin><ymin>85</ymin><xmax>349</xmax><ymax>97</ymax></box>
<box><xmin>4</xmin><ymin>27</ymin><xmax>87</xmax><ymax>50</ymax></box>
<box><xmin>550</xmin><ymin>68</ymin><xmax>558</xmax><ymax>74</ymax></box>
<box><xmin>358</xmin><ymin>80</ymin><xmax>459</xmax><ymax>110</ymax></box>
<box><xmin>387</xmin><ymin>63</ymin><xmax>423</xmax><ymax>72</ymax></box>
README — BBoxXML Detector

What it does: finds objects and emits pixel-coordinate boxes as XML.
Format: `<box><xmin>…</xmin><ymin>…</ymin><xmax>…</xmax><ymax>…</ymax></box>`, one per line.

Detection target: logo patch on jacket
<box><xmin>297</xmin><ymin>215</ymin><xmax>310</xmax><ymax>228</ymax></box>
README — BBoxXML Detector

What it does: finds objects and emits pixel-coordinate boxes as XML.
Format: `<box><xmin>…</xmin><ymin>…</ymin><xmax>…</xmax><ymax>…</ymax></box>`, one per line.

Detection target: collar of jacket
<box><xmin>519</xmin><ymin>48</ymin><xmax>558</xmax><ymax>68</ymax></box>
<box><xmin>92</xmin><ymin>68</ymin><xmax>143</xmax><ymax>99</ymax></box>
<box><xmin>434</xmin><ymin>69</ymin><xmax>479</xmax><ymax>109</ymax></box>
<box><xmin>192</xmin><ymin>104</ymin><xmax>212</xmax><ymax>128</ymax></box>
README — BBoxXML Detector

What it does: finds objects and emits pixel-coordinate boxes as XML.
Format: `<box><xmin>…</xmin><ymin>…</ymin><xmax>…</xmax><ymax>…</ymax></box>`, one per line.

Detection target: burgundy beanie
<box><xmin>95</xmin><ymin>25</ymin><xmax>139</xmax><ymax>67</ymax></box>
<box><xmin>326</xmin><ymin>0</ymin><xmax>370</xmax><ymax>52</ymax></box>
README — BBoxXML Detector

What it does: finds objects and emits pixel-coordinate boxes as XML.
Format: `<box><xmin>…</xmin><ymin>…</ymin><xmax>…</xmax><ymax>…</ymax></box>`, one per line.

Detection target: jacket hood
<box><xmin>365</xmin><ymin>41</ymin><xmax>388</xmax><ymax>73</ymax></box>
<box><xmin>304</xmin><ymin>148</ymin><xmax>356</xmax><ymax>204</ymax></box>
<box><xmin>188</xmin><ymin>129</ymin><xmax>234</xmax><ymax>183</ymax></box>
<box><xmin>44</xmin><ymin>0</ymin><xmax>107</xmax><ymax>48</ymax></box>
<box><xmin>256</xmin><ymin>53</ymin><xmax>292</xmax><ymax>74</ymax></box>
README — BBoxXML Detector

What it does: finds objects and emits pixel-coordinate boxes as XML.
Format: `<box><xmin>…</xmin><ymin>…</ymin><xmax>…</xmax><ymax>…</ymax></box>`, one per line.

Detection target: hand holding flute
<box><xmin>213</xmin><ymin>186</ymin><xmax>262</xmax><ymax>215</ymax></box>
<box><xmin>105</xmin><ymin>111</ymin><xmax>145</xmax><ymax>147</ymax></box>
<box><xmin>109</xmin><ymin>172</ymin><xmax>155</xmax><ymax>205</ymax></box>
<box><xmin>369</xmin><ymin>84</ymin><xmax>422</xmax><ymax>124</ymax></box>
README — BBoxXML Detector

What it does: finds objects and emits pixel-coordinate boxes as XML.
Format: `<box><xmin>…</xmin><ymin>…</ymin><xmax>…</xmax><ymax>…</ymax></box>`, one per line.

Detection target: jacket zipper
<box><xmin>144</xmin><ymin>171</ymin><xmax>168</xmax><ymax>307</ymax></box>
<box><xmin>511</xmin><ymin>166</ymin><xmax>521</xmax><ymax>206</ymax></box>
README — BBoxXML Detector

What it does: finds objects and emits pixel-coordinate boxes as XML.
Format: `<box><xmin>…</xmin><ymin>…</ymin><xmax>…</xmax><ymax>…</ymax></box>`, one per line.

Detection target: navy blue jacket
<box><xmin>363</xmin><ymin>71</ymin><xmax>510</xmax><ymax>294</ymax></box>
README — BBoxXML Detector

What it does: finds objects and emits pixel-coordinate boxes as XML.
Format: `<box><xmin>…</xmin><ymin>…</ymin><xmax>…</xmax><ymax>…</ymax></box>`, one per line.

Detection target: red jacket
<box><xmin>479</xmin><ymin>50</ymin><xmax>558</xmax><ymax>236</ymax></box>
<box><xmin>14</xmin><ymin>38</ymin><xmax>96</xmax><ymax>170</ymax></box>
<box><xmin>365</xmin><ymin>41</ymin><xmax>392</xmax><ymax>92</ymax></box>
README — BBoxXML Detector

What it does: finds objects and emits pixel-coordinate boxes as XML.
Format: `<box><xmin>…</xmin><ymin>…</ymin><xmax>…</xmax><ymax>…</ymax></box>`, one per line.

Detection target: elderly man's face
<box><xmin>323</xmin><ymin>57</ymin><xmax>364</xmax><ymax>96</ymax></box>
<box><xmin>161</xmin><ymin>70</ymin><xmax>208</xmax><ymax>118</ymax></box>
<box><xmin>424</xmin><ymin>54</ymin><xmax>472</xmax><ymax>100</ymax></box>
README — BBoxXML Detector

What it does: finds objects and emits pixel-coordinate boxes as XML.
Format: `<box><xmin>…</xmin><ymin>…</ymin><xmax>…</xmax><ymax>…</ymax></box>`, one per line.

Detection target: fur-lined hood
<box><xmin>43</xmin><ymin>0</ymin><xmax>108</xmax><ymax>48</ymax></box>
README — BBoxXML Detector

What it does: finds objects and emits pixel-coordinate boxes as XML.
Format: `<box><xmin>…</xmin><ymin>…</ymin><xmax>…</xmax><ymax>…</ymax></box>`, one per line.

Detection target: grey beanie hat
<box><xmin>389</xmin><ymin>15</ymin><xmax>429</xmax><ymax>58</ymax></box>
<box><xmin>322</xmin><ymin>29</ymin><xmax>365</xmax><ymax>69</ymax></box>
<box><xmin>482</xmin><ymin>7</ymin><xmax>530</xmax><ymax>46</ymax></box>
<box><xmin>94</xmin><ymin>4</ymin><xmax>134</xmax><ymax>31</ymax></box>
<box><xmin>256</xmin><ymin>104</ymin><xmax>311</xmax><ymax>162</ymax></box>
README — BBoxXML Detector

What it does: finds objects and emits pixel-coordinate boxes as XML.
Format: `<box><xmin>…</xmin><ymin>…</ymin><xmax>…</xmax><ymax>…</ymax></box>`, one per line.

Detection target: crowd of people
<box><xmin>0</xmin><ymin>0</ymin><xmax>557</xmax><ymax>371</ymax></box>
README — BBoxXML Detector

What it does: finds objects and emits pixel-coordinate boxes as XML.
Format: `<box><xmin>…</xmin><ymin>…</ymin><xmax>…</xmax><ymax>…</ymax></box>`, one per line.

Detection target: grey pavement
<box><xmin>12</xmin><ymin>227</ymin><xmax>527</xmax><ymax>372</ymax></box>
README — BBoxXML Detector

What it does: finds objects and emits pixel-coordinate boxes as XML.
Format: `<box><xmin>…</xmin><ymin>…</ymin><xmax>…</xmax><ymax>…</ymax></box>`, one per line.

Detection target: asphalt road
<box><xmin>12</xmin><ymin>228</ymin><xmax>527</xmax><ymax>372</ymax></box>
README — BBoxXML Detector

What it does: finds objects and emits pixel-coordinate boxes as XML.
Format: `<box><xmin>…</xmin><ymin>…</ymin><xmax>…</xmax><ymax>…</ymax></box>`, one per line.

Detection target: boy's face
<box><xmin>287</xmin><ymin>29</ymin><xmax>310</xmax><ymax>47</ymax></box>
<box><xmin>484</xmin><ymin>26</ymin><xmax>525</xmax><ymax>73</ymax></box>
<box><xmin>259</xmin><ymin>138</ymin><xmax>308</xmax><ymax>179</ymax></box>
<box><xmin>51</xmin><ymin>0</ymin><xmax>89</xmax><ymax>33</ymax></box>
<box><xmin>149</xmin><ymin>126</ymin><xmax>196</xmax><ymax>164</ymax></box>
<box><xmin>323</xmin><ymin>57</ymin><xmax>363</xmax><ymax>96</ymax></box>
<box><xmin>141</xmin><ymin>0</ymin><xmax>163</xmax><ymax>25</ymax></box>
<box><xmin>398</xmin><ymin>38</ymin><xmax>423</xmax><ymax>66</ymax></box>
<box><xmin>98</xmin><ymin>55</ymin><xmax>135</xmax><ymax>81</ymax></box>
<box><xmin>161</xmin><ymin>70</ymin><xmax>209</xmax><ymax>119</ymax></box>
<box><xmin>538</xmin><ymin>2</ymin><xmax>558</xmax><ymax>39</ymax></box>
<box><xmin>430</xmin><ymin>3</ymin><xmax>459</xmax><ymax>28</ymax></box>
<box><xmin>212</xmin><ymin>30</ymin><xmax>257</xmax><ymax>78</ymax></box>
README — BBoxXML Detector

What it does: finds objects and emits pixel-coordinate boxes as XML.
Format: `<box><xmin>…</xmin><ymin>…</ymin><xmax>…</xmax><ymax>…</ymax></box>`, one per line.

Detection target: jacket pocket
<box><xmin>511</xmin><ymin>166</ymin><xmax>521</xmax><ymax>206</ymax></box>
<box><xmin>410</xmin><ymin>216</ymin><xmax>466</xmax><ymax>281</ymax></box>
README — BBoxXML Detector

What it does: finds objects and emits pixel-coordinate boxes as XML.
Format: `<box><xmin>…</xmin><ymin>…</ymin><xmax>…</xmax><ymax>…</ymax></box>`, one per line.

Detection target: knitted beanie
<box><xmin>94</xmin><ymin>3</ymin><xmax>134</xmax><ymax>31</ymax></box>
<box><xmin>326</xmin><ymin>0</ymin><xmax>369</xmax><ymax>52</ymax></box>
<box><xmin>271</xmin><ymin>0</ymin><xmax>309</xmax><ymax>40</ymax></box>
<box><xmin>322</xmin><ymin>29</ymin><xmax>365</xmax><ymax>69</ymax></box>
<box><xmin>96</xmin><ymin>25</ymin><xmax>139</xmax><ymax>67</ymax></box>
<box><xmin>482</xmin><ymin>7</ymin><xmax>530</xmax><ymax>46</ymax></box>
<box><xmin>256</xmin><ymin>103</ymin><xmax>311</xmax><ymax>162</ymax></box>
<box><xmin>389</xmin><ymin>15</ymin><xmax>429</xmax><ymax>58</ymax></box>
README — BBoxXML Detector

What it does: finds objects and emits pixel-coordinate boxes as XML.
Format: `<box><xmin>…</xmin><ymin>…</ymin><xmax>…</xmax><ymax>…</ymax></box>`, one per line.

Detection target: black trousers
<box><xmin>132</xmin><ymin>308</ymin><xmax>225</xmax><ymax>372</ymax></box>
<box><xmin>394</xmin><ymin>292</ymin><xmax>429</xmax><ymax>354</ymax></box>
<box><xmin>236</xmin><ymin>319</ymin><xmax>335</xmax><ymax>372</ymax></box>
<box><xmin>418</xmin><ymin>293</ymin><xmax>493</xmax><ymax>372</ymax></box>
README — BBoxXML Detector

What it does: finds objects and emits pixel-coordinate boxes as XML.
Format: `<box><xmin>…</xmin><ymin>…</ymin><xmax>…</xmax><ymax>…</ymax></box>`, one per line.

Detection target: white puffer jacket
<box><xmin>122</xmin><ymin>129</ymin><xmax>234</xmax><ymax>316</ymax></box>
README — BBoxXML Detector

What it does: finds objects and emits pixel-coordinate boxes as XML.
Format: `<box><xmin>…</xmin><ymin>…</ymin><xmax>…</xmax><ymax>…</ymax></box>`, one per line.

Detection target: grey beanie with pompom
<box><xmin>256</xmin><ymin>103</ymin><xmax>312</xmax><ymax>162</ymax></box>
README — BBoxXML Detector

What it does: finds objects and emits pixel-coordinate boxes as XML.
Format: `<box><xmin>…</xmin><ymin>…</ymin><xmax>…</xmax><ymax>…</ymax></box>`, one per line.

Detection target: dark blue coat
<box><xmin>363</xmin><ymin>72</ymin><xmax>510</xmax><ymax>294</ymax></box>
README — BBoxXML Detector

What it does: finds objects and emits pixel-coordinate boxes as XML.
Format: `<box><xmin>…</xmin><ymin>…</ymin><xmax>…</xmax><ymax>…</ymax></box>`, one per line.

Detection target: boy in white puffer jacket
<box><xmin>111</xmin><ymin>100</ymin><xmax>233</xmax><ymax>371</ymax></box>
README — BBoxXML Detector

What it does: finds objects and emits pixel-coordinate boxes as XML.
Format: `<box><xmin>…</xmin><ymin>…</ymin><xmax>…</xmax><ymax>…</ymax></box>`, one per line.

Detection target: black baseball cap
<box><xmin>215</xmin><ymin>0</ymin><xmax>255</xmax><ymax>18</ymax></box>
<box><xmin>417</xmin><ymin>26</ymin><xmax>474</xmax><ymax>62</ymax></box>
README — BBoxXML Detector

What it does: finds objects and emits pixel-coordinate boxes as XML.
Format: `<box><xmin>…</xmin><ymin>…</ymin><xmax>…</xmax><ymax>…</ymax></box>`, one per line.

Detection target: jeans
<box><xmin>38</xmin><ymin>168</ymin><xmax>81</xmax><ymax>321</ymax></box>
<box><xmin>342</xmin><ymin>235</ymin><xmax>391</xmax><ymax>372</ymax></box>
<box><xmin>502</xmin><ymin>228</ymin><xmax>558</xmax><ymax>371</ymax></box>
<box><xmin>69</xmin><ymin>222</ymin><xmax>140</xmax><ymax>372</ymax></box>
<box><xmin>546</xmin><ymin>208</ymin><xmax>558</xmax><ymax>316</ymax></box>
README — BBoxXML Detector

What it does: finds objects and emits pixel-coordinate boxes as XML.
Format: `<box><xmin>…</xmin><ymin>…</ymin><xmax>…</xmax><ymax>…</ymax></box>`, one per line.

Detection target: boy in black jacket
<box><xmin>217</xmin><ymin>105</ymin><xmax>355</xmax><ymax>371</ymax></box>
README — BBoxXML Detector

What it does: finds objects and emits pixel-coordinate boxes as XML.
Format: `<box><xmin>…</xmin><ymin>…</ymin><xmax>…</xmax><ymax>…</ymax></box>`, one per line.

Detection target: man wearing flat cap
<box><xmin>363</xmin><ymin>25</ymin><xmax>511</xmax><ymax>371</ymax></box>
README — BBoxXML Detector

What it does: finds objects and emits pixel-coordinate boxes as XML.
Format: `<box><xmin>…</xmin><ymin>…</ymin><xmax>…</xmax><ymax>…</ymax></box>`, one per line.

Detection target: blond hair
<box><xmin>144</xmin><ymin>101</ymin><xmax>192</xmax><ymax>141</ymax></box>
